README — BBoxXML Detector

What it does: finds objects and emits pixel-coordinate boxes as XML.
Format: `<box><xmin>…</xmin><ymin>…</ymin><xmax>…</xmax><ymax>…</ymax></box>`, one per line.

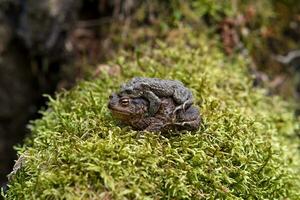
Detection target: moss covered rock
<box><xmin>4</xmin><ymin>31</ymin><xmax>300</xmax><ymax>199</ymax></box>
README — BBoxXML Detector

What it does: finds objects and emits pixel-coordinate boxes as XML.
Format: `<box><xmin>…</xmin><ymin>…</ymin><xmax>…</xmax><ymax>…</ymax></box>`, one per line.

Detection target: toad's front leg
<box><xmin>143</xmin><ymin>90</ymin><xmax>161</xmax><ymax>116</ymax></box>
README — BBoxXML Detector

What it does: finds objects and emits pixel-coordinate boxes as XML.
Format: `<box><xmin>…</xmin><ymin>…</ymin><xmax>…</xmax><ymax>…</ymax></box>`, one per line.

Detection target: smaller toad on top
<box><xmin>119</xmin><ymin>77</ymin><xmax>194</xmax><ymax>116</ymax></box>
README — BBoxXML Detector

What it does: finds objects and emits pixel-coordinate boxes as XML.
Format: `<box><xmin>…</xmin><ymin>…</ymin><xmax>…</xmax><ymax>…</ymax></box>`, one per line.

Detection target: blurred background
<box><xmin>0</xmin><ymin>0</ymin><xmax>299</xmax><ymax>187</ymax></box>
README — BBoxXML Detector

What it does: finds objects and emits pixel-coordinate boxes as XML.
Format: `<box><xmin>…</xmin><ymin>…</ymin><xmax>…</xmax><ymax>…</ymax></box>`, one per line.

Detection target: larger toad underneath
<box><xmin>108</xmin><ymin>93</ymin><xmax>200</xmax><ymax>132</ymax></box>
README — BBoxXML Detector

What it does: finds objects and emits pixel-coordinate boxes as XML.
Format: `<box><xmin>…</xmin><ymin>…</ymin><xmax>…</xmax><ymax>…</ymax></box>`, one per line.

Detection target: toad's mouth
<box><xmin>110</xmin><ymin>108</ymin><xmax>143</xmax><ymax>121</ymax></box>
<box><xmin>109</xmin><ymin>107</ymin><xmax>141</xmax><ymax>117</ymax></box>
<box><xmin>110</xmin><ymin>108</ymin><xmax>132</xmax><ymax>115</ymax></box>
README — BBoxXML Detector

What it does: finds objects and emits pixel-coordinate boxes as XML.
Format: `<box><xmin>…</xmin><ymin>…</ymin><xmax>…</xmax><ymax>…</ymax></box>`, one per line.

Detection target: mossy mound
<box><xmin>4</xmin><ymin>32</ymin><xmax>300</xmax><ymax>199</ymax></box>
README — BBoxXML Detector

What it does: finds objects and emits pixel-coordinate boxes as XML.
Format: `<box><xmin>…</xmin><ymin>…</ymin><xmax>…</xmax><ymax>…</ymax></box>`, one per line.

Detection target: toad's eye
<box><xmin>120</xmin><ymin>98</ymin><xmax>129</xmax><ymax>106</ymax></box>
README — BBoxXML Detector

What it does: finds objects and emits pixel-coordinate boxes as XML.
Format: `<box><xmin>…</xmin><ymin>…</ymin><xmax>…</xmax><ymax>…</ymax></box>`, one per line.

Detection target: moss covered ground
<box><xmin>3</xmin><ymin>29</ymin><xmax>300</xmax><ymax>199</ymax></box>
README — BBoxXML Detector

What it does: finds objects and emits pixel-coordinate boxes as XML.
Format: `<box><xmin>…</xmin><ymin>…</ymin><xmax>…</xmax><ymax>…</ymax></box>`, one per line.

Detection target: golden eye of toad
<box><xmin>120</xmin><ymin>98</ymin><xmax>129</xmax><ymax>106</ymax></box>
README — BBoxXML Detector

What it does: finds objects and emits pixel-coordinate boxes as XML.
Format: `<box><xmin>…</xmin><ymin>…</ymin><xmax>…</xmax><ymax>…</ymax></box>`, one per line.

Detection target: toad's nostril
<box><xmin>109</xmin><ymin>93</ymin><xmax>116</xmax><ymax>99</ymax></box>
<box><xmin>110</xmin><ymin>93</ymin><xmax>118</xmax><ymax>99</ymax></box>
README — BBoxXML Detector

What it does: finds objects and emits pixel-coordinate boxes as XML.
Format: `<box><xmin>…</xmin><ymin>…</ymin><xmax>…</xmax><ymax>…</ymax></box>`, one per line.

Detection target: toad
<box><xmin>119</xmin><ymin>77</ymin><xmax>194</xmax><ymax>116</ymax></box>
<box><xmin>108</xmin><ymin>93</ymin><xmax>200</xmax><ymax>132</ymax></box>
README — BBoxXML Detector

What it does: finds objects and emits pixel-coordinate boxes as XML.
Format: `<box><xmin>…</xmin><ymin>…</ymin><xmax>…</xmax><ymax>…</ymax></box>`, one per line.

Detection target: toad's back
<box><xmin>124</xmin><ymin>77</ymin><xmax>191</xmax><ymax>98</ymax></box>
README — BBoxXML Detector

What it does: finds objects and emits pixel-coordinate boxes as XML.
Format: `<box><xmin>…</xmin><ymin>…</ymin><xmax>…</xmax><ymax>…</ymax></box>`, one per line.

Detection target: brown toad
<box><xmin>108</xmin><ymin>93</ymin><xmax>200</xmax><ymax>132</ymax></box>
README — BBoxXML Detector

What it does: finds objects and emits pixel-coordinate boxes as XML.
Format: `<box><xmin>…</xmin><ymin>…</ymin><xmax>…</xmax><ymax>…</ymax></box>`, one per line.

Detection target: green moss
<box><xmin>4</xmin><ymin>30</ymin><xmax>300</xmax><ymax>199</ymax></box>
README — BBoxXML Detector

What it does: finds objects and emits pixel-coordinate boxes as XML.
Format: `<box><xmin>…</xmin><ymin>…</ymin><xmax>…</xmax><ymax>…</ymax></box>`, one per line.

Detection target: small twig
<box><xmin>273</xmin><ymin>49</ymin><xmax>300</xmax><ymax>64</ymax></box>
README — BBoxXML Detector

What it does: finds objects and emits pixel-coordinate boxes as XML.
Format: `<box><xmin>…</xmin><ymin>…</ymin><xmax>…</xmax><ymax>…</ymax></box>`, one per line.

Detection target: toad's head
<box><xmin>108</xmin><ymin>93</ymin><xmax>149</xmax><ymax>122</ymax></box>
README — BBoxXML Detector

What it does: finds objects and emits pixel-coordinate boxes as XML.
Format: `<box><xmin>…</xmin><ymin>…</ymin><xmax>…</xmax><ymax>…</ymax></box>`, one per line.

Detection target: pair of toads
<box><xmin>108</xmin><ymin>77</ymin><xmax>200</xmax><ymax>132</ymax></box>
